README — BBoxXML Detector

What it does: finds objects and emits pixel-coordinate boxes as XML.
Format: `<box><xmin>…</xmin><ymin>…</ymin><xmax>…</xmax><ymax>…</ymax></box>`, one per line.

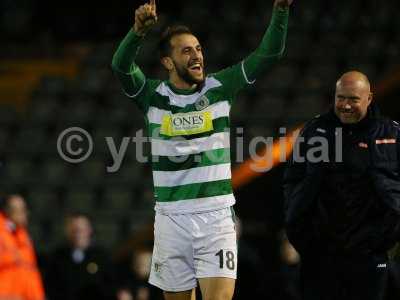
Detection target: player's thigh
<box><xmin>198</xmin><ymin>277</ymin><xmax>235</xmax><ymax>300</ymax></box>
<box><xmin>194</xmin><ymin>208</ymin><xmax>237</xmax><ymax>279</ymax></box>
<box><xmin>149</xmin><ymin>213</ymin><xmax>197</xmax><ymax>292</ymax></box>
<box><xmin>163</xmin><ymin>288</ymin><xmax>196</xmax><ymax>300</ymax></box>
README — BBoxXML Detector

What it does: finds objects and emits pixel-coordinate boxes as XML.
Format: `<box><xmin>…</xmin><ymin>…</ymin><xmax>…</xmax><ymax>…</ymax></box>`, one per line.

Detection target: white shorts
<box><xmin>148</xmin><ymin>207</ymin><xmax>237</xmax><ymax>292</ymax></box>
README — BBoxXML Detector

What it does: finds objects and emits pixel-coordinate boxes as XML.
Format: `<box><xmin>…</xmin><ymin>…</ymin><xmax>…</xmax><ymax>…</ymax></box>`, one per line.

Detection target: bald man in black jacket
<box><xmin>284</xmin><ymin>71</ymin><xmax>400</xmax><ymax>300</ymax></box>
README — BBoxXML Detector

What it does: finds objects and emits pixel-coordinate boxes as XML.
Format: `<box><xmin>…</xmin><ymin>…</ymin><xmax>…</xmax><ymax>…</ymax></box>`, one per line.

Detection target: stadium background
<box><xmin>1</xmin><ymin>0</ymin><xmax>400</xmax><ymax>298</ymax></box>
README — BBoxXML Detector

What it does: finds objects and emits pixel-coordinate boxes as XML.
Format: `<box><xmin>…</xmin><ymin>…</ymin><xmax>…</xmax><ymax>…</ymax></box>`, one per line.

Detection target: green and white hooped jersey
<box><xmin>130</xmin><ymin>64</ymin><xmax>253</xmax><ymax>214</ymax></box>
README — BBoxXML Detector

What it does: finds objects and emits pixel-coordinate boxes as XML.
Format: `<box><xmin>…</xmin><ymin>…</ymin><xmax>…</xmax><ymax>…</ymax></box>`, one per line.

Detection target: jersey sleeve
<box><xmin>212</xmin><ymin>63</ymin><xmax>252</xmax><ymax>103</ymax></box>
<box><xmin>111</xmin><ymin>29</ymin><xmax>152</xmax><ymax>113</ymax></box>
<box><xmin>213</xmin><ymin>7</ymin><xmax>289</xmax><ymax>102</ymax></box>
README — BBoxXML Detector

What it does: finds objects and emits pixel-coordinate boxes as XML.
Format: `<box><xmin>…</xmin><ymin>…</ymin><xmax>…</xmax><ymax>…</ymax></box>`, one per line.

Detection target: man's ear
<box><xmin>368</xmin><ymin>92</ymin><xmax>373</xmax><ymax>105</ymax></box>
<box><xmin>161</xmin><ymin>57</ymin><xmax>174</xmax><ymax>71</ymax></box>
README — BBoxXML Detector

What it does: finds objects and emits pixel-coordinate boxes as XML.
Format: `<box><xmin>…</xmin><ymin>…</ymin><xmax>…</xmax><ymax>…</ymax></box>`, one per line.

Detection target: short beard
<box><xmin>174</xmin><ymin>61</ymin><xmax>205</xmax><ymax>86</ymax></box>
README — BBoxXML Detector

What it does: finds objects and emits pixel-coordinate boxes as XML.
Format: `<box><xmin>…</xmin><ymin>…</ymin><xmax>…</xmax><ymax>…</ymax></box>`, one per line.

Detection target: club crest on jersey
<box><xmin>195</xmin><ymin>95</ymin><xmax>210</xmax><ymax>111</ymax></box>
<box><xmin>160</xmin><ymin>111</ymin><xmax>213</xmax><ymax>136</ymax></box>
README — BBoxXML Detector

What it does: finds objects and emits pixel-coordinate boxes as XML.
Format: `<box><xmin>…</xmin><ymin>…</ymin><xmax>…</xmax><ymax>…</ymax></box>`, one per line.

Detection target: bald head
<box><xmin>334</xmin><ymin>71</ymin><xmax>373</xmax><ymax>124</ymax></box>
<box><xmin>337</xmin><ymin>71</ymin><xmax>371</xmax><ymax>92</ymax></box>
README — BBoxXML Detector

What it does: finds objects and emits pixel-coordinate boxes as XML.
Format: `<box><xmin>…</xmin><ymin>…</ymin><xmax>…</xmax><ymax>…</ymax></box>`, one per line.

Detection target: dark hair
<box><xmin>65</xmin><ymin>211</ymin><xmax>92</xmax><ymax>222</ymax></box>
<box><xmin>159</xmin><ymin>25</ymin><xmax>193</xmax><ymax>58</ymax></box>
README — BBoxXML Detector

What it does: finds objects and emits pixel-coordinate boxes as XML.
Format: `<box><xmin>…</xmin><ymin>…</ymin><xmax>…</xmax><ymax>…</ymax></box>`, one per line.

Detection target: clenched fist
<box><xmin>134</xmin><ymin>0</ymin><xmax>157</xmax><ymax>36</ymax></box>
<box><xmin>274</xmin><ymin>0</ymin><xmax>293</xmax><ymax>8</ymax></box>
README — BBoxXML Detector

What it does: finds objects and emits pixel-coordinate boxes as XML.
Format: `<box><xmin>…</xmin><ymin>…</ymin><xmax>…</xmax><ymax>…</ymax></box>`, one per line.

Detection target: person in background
<box><xmin>46</xmin><ymin>212</ymin><xmax>113</xmax><ymax>300</ymax></box>
<box><xmin>278</xmin><ymin>231</ymin><xmax>300</xmax><ymax>300</ymax></box>
<box><xmin>116</xmin><ymin>248</ymin><xmax>163</xmax><ymax>300</ymax></box>
<box><xmin>233</xmin><ymin>217</ymin><xmax>264</xmax><ymax>300</ymax></box>
<box><xmin>0</xmin><ymin>194</ymin><xmax>45</xmax><ymax>300</ymax></box>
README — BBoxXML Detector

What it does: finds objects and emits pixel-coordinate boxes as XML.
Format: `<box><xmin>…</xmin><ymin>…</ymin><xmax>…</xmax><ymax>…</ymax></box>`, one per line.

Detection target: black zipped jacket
<box><xmin>284</xmin><ymin>105</ymin><xmax>400</xmax><ymax>256</ymax></box>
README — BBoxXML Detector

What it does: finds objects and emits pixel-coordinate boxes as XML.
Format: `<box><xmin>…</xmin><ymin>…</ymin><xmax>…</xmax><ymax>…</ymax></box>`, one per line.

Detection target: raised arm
<box><xmin>242</xmin><ymin>0</ymin><xmax>291</xmax><ymax>83</ymax></box>
<box><xmin>213</xmin><ymin>0</ymin><xmax>291</xmax><ymax>98</ymax></box>
<box><xmin>111</xmin><ymin>0</ymin><xmax>157</xmax><ymax>98</ymax></box>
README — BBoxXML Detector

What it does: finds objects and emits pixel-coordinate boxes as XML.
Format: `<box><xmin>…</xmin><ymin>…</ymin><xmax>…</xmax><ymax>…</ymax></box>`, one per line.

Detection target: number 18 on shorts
<box><xmin>149</xmin><ymin>207</ymin><xmax>237</xmax><ymax>292</ymax></box>
<box><xmin>215</xmin><ymin>249</ymin><xmax>236</xmax><ymax>271</ymax></box>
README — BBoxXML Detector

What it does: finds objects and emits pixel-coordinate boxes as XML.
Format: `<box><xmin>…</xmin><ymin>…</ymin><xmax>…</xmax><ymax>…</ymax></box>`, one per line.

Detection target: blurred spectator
<box><xmin>115</xmin><ymin>248</ymin><xmax>162</xmax><ymax>300</ymax></box>
<box><xmin>116</xmin><ymin>288</ymin><xmax>134</xmax><ymax>300</ymax></box>
<box><xmin>0</xmin><ymin>194</ymin><xmax>45</xmax><ymax>300</ymax></box>
<box><xmin>46</xmin><ymin>213</ymin><xmax>114</xmax><ymax>300</ymax></box>
<box><xmin>278</xmin><ymin>231</ymin><xmax>301</xmax><ymax>300</ymax></box>
<box><xmin>233</xmin><ymin>217</ymin><xmax>264</xmax><ymax>300</ymax></box>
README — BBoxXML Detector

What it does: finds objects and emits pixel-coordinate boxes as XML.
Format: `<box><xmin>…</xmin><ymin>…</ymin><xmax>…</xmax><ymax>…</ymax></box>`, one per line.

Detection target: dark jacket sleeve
<box><xmin>283</xmin><ymin>120</ymin><xmax>322</xmax><ymax>254</ymax></box>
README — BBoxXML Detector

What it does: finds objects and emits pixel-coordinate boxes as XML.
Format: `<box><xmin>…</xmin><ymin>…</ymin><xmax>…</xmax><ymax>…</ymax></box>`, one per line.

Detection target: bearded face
<box><xmin>165</xmin><ymin>33</ymin><xmax>205</xmax><ymax>86</ymax></box>
<box><xmin>173</xmin><ymin>56</ymin><xmax>205</xmax><ymax>85</ymax></box>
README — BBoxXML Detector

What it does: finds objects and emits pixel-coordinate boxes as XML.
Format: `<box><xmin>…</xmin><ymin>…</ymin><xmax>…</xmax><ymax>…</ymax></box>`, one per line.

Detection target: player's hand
<box><xmin>274</xmin><ymin>0</ymin><xmax>293</xmax><ymax>8</ymax></box>
<box><xmin>134</xmin><ymin>0</ymin><xmax>157</xmax><ymax>36</ymax></box>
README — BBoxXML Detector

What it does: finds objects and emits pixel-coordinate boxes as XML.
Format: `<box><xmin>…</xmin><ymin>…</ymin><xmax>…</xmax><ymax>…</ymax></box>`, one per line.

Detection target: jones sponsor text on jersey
<box><xmin>161</xmin><ymin>111</ymin><xmax>213</xmax><ymax>136</ymax></box>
